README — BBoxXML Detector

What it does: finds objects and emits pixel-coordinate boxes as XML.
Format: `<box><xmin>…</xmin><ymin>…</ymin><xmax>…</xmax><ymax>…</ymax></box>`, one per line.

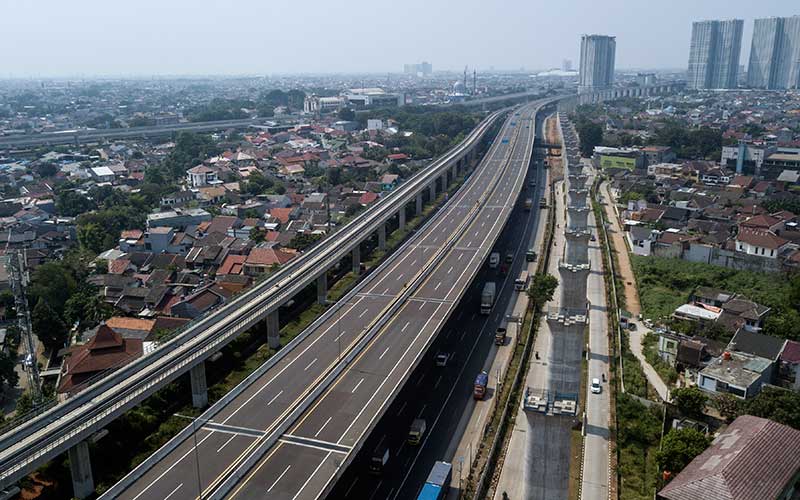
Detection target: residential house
<box><xmin>657</xmin><ymin>415</ymin><xmax>800</xmax><ymax>500</ymax></box>
<box><xmin>243</xmin><ymin>247</ymin><xmax>296</xmax><ymax>276</ymax></box>
<box><xmin>735</xmin><ymin>227</ymin><xmax>789</xmax><ymax>259</ymax></box>
<box><xmin>186</xmin><ymin>165</ymin><xmax>218</xmax><ymax>187</ymax></box>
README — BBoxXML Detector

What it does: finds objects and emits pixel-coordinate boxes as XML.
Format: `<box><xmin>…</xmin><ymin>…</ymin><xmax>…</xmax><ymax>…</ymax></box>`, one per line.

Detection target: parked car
<box><xmin>591</xmin><ymin>378</ymin><xmax>602</xmax><ymax>394</ymax></box>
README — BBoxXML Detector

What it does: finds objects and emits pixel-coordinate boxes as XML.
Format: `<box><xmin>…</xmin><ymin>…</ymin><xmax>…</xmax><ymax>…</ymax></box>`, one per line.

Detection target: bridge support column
<box><xmin>398</xmin><ymin>206</ymin><xmax>406</xmax><ymax>231</ymax></box>
<box><xmin>441</xmin><ymin>173</ymin><xmax>448</xmax><ymax>190</ymax></box>
<box><xmin>451</xmin><ymin>164</ymin><xmax>457</xmax><ymax>181</ymax></box>
<box><xmin>316</xmin><ymin>272</ymin><xmax>328</xmax><ymax>305</ymax></box>
<box><xmin>267</xmin><ymin>310</ymin><xmax>280</xmax><ymax>350</ymax></box>
<box><xmin>416</xmin><ymin>193</ymin><xmax>423</xmax><ymax>215</ymax></box>
<box><xmin>429</xmin><ymin>182</ymin><xmax>436</xmax><ymax>203</ymax></box>
<box><xmin>378</xmin><ymin>223</ymin><xmax>386</xmax><ymax>251</ymax></box>
<box><xmin>352</xmin><ymin>245</ymin><xmax>361</xmax><ymax>275</ymax></box>
<box><xmin>68</xmin><ymin>440</ymin><xmax>94</xmax><ymax>500</ymax></box>
<box><xmin>189</xmin><ymin>361</ymin><xmax>208</xmax><ymax>408</ymax></box>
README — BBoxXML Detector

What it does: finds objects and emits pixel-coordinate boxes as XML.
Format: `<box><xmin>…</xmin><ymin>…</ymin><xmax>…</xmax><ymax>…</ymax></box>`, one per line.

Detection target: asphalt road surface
<box><xmin>223</xmin><ymin>103</ymin><xmax>545</xmax><ymax>500</ymax></box>
<box><xmin>111</xmin><ymin>102</ymin><xmax>547</xmax><ymax>500</ymax></box>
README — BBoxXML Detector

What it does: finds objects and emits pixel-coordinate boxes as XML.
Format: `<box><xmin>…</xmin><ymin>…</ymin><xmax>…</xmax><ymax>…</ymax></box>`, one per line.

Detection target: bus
<box><xmin>515</xmin><ymin>270</ymin><xmax>529</xmax><ymax>291</ymax></box>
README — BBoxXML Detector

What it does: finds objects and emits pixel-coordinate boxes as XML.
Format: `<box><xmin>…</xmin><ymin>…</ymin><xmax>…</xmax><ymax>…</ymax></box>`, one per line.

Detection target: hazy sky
<box><xmin>2</xmin><ymin>0</ymin><xmax>797</xmax><ymax>76</ymax></box>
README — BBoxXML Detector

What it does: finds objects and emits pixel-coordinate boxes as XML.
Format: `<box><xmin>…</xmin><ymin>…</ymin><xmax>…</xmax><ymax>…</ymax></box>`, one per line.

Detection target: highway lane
<box><xmin>327</xmin><ymin>154</ymin><xmax>548</xmax><ymax>500</ymax></box>
<box><xmin>222</xmin><ymin>104</ymin><xmax>542</xmax><ymax>499</ymax></box>
<box><xmin>110</xmin><ymin>106</ymin><xmax>533</xmax><ymax>500</ymax></box>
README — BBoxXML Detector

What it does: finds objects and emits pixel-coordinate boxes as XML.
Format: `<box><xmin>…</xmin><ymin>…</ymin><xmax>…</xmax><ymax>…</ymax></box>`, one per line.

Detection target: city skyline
<box><xmin>1</xmin><ymin>0</ymin><xmax>798</xmax><ymax>77</ymax></box>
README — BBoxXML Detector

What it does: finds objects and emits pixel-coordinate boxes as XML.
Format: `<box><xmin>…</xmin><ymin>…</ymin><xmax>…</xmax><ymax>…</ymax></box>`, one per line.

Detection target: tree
<box><xmin>744</xmin><ymin>386</ymin><xmax>800</xmax><ymax>430</ymax></box>
<box><xmin>77</xmin><ymin>222</ymin><xmax>109</xmax><ymax>254</ymax></box>
<box><xmin>338</xmin><ymin>108</ymin><xmax>356</xmax><ymax>121</ymax></box>
<box><xmin>249</xmin><ymin>227</ymin><xmax>266</xmax><ymax>244</ymax></box>
<box><xmin>64</xmin><ymin>288</ymin><xmax>112</xmax><ymax>328</ymax></box>
<box><xmin>656</xmin><ymin>428</ymin><xmax>711</xmax><ymax>474</ymax></box>
<box><xmin>671</xmin><ymin>386</ymin><xmax>708</xmax><ymax>417</ymax></box>
<box><xmin>32</xmin><ymin>299</ymin><xmax>68</xmax><ymax>352</ymax></box>
<box><xmin>0</xmin><ymin>352</ymin><xmax>19</xmax><ymax>393</ymax></box>
<box><xmin>56</xmin><ymin>190</ymin><xmax>96</xmax><ymax>217</ymax></box>
<box><xmin>527</xmin><ymin>273</ymin><xmax>558</xmax><ymax>305</ymax></box>
<box><xmin>289</xmin><ymin>232</ymin><xmax>323</xmax><ymax>251</ymax></box>
<box><xmin>711</xmin><ymin>393</ymin><xmax>743</xmax><ymax>423</ymax></box>
<box><xmin>29</xmin><ymin>262</ymin><xmax>77</xmax><ymax>314</ymax></box>
<box><xmin>15</xmin><ymin>391</ymin><xmax>34</xmax><ymax>416</ymax></box>
<box><xmin>577</xmin><ymin>122</ymin><xmax>603</xmax><ymax>157</ymax></box>
<box><xmin>144</xmin><ymin>166</ymin><xmax>166</xmax><ymax>185</ymax></box>
<box><xmin>0</xmin><ymin>290</ymin><xmax>15</xmax><ymax>320</ymax></box>
<box><xmin>37</xmin><ymin>162</ymin><xmax>57</xmax><ymax>178</ymax></box>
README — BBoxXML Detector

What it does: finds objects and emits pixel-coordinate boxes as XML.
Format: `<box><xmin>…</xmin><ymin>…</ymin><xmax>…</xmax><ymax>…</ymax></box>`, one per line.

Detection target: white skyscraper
<box><xmin>748</xmin><ymin>16</ymin><xmax>800</xmax><ymax>89</ymax></box>
<box><xmin>579</xmin><ymin>35</ymin><xmax>616</xmax><ymax>93</ymax></box>
<box><xmin>687</xmin><ymin>19</ymin><xmax>743</xmax><ymax>90</ymax></box>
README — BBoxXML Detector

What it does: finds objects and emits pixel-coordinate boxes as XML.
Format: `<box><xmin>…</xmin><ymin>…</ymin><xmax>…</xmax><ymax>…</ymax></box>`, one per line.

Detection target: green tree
<box><xmin>64</xmin><ymin>288</ymin><xmax>112</xmax><ymax>328</ymax></box>
<box><xmin>77</xmin><ymin>222</ymin><xmax>109</xmax><ymax>254</ymax></box>
<box><xmin>0</xmin><ymin>290</ymin><xmax>15</xmax><ymax>319</ymax></box>
<box><xmin>338</xmin><ymin>108</ymin><xmax>356</xmax><ymax>121</ymax></box>
<box><xmin>744</xmin><ymin>386</ymin><xmax>800</xmax><ymax>430</ymax></box>
<box><xmin>671</xmin><ymin>386</ymin><xmax>708</xmax><ymax>417</ymax></box>
<box><xmin>29</xmin><ymin>262</ymin><xmax>77</xmax><ymax>314</ymax></box>
<box><xmin>0</xmin><ymin>352</ymin><xmax>19</xmax><ymax>393</ymax></box>
<box><xmin>32</xmin><ymin>299</ymin><xmax>68</xmax><ymax>352</ymax></box>
<box><xmin>15</xmin><ymin>391</ymin><xmax>35</xmax><ymax>415</ymax></box>
<box><xmin>527</xmin><ymin>273</ymin><xmax>558</xmax><ymax>305</ymax></box>
<box><xmin>56</xmin><ymin>190</ymin><xmax>96</xmax><ymax>217</ymax></box>
<box><xmin>711</xmin><ymin>393</ymin><xmax>743</xmax><ymax>423</ymax></box>
<box><xmin>144</xmin><ymin>166</ymin><xmax>166</xmax><ymax>185</ymax></box>
<box><xmin>577</xmin><ymin>122</ymin><xmax>603</xmax><ymax>157</ymax></box>
<box><xmin>289</xmin><ymin>232</ymin><xmax>323</xmax><ymax>251</ymax></box>
<box><xmin>656</xmin><ymin>428</ymin><xmax>711</xmax><ymax>474</ymax></box>
<box><xmin>37</xmin><ymin>162</ymin><xmax>57</xmax><ymax>178</ymax></box>
<box><xmin>249</xmin><ymin>227</ymin><xmax>266</xmax><ymax>244</ymax></box>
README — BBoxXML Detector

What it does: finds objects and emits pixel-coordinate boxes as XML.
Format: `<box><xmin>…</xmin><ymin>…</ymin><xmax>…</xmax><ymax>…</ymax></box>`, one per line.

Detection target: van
<box><xmin>489</xmin><ymin>252</ymin><xmax>500</xmax><ymax>269</ymax></box>
<box><xmin>408</xmin><ymin>419</ymin><xmax>427</xmax><ymax>445</ymax></box>
<box><xmin>369</xmin><ymin>447</ymin><xmax>390</xmax><ymax>474</ymax></box>
<box><xmin>591</xmin><ymin>378</ymin><xmax>602</xmax><ymax>394</ymax></box>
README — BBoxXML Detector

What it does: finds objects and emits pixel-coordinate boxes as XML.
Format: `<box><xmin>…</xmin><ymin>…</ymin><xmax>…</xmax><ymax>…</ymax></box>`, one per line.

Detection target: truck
<box><xmin>474</xmin><ymin>371</ymin><xmax>489</xmax><ymax>399</ymax></box>
<box><xmin>524</xmin><ymin>198</ymin><xmax>533</xmax><ymax>211</ymax></box>
<box><xmin>416</xmin><ymin>461</ymin><xmax>453</xmax><ymax>500</ymax></box>
<box><xmin>495</xmin><ymin>326</ymin><xmax>507</xmax><ymax>345</ymax></box>
<box><xmin>369</xmin><ymin>446</ymin><xmax>390</xmax><ymax>474</ymax></box>
<box><xmin>408</xmin><ymin>418</ymin><xmax>427</xmax><ymax>445</ymax></box>
<box><xmin>526</xmin><ymin>248</ymin><xmax>537</xmax><ymax>262</ymax></box>
<box><xmin>489</xmin><ymin>252</ymin><xmax>500</xmax><ymax>269</ymax></box>
<box><xmin>480</xmin><ymin>282</ymin><xmax>496</xmax><ymax>314</ymax></box>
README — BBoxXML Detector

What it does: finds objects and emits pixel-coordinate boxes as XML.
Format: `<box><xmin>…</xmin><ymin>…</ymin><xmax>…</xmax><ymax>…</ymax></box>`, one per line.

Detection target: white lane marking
<box><xmin>379</xmin><ymin>346</ymin><xmax>390</xmax><ymax>360</ymax></box>
<box><xmin>358</xmin><ymin>309</ymin><xmax>368</xmax><ymax>318</ymax></box>
<box><xmin>416</xmin><ymin>373</ymin><xmax>425</xmax><ymax>386</ymax></box>
<box><xmin>345</xmin><ymin>477</ymin><xmax>359</xmax><ymax>497</ymax></box>
<box><xmin>304</xmin><ymin>358</ymin><xmax>317</xmax><ymax>371</ymax></box>
<box><xmin>315</xmin><ymin>417</ymin><xmax>333</xmax><ymax>438</ymax></box>
<box><xmin>368</xmin><ymin>480</ymin><xmax>384</xmax><ymax>500</ymax></box>
<box><xmin>396</xmin><ymin>401</ymin><xmax>407</xmax><ymax>416</ymax></box>
<box><xmin>401</xmin><ymin>321</ymin><xmax>410</xmax><ymax>332</ymax></box>
<box><xmin>267</xmin><ymin>390</ymin><xmax>283</xmax><ymax>406</ymax></box>
<box><xmin>460</xmin><ymin>330</ymin><xmax>467</xmax><ymax>341</ymax></box>
<box><xmin>217</xmin><ymin>434</ymin><xmax>236</xmax><ymax>453</ymax></box>
<box><xmin>474</xmin><ymin>230</ymin><xmax>479</xmax><ymax>237</ymax></box>
<box><xmin>457</xmin><ymin>311</ymin><xmax>463</xmax><ymax>320</ymax></box>
<box><xmin>458</xmin><ymin>253</ymin><xmax>463</xmax><ymax>261</ymax></box>
<box><xmin>419</xmin><ymin>302</ymin><xmax>425</xmax><ymax>311</ymax></box>
<box><xmin>352</xmin><ymin>377</ymin><xmax>365</xmax><ymax>393</ymax></box>
<box><xmin>267</xmin><ymin>465</ymin><xmax>291</xmax><ymax>493</ymax></box>
<box><xmin>447</xmin><ymin>266</ymin><xmax>453</xmax><ymax>274</ymax></box>
<box><xmin>410</xmin><ymin>259</ymin><xmax>417</xmax><ymax>266</ymax></box>
<box><xmin>292</xmin><ymin>451</ymin><xmax>332</xmax><ymax>500</ymax></box>
<box><xmin>434</xmin><ymin>281</ymin><xmax>441</xmax><ymax>291</ymax></box>
<box><xmin>434</xmin><ymin>375</ymin><xmax>443</xmax><ymax>389</ymax></box>
<box><xmin>383</xmin><ymin>288</ymin><xmax>390</xmax><ymax>295</ymax></box>
<box><xmin>164</xmin><ymin>483</ymin><xmax>183</xmax><ymax>500</ymax></box>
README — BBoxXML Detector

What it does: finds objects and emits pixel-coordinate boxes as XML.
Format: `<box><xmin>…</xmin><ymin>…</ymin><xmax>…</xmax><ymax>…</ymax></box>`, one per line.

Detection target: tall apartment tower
<box><xmin>748</xmin><ymin>16</ymin><xmax>800</xmax><ymax>89</ymax></box>
<box><xmin>579</xmin><ymin>35</ymin><xmax>616</xmax><ymax>93</ymax></box>
<box><xmin>687</xmin><ymin>19</ymin><xmax>744</xmax><ymax>89</ymax></box>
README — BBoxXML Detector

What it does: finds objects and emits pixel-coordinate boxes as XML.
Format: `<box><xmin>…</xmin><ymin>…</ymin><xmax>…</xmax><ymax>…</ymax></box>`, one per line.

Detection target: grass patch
<box><xmin>631</xmin><ymin>255</ymin><xmax>790</xmax><ymax>322</ymax></box>
<box><xmin>617</xmin><ymin>394</ymin><xmax>662</xmax><ymax>500</ymax></box>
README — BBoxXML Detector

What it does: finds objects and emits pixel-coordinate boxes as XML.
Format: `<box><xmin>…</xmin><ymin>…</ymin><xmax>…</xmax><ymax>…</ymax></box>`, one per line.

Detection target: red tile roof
<box><xmin>359</xmin><ymin>192</ymin><xmax>379</xmax><ymax>205</ymax></box>
<box><xmin>658</xmin><ymin>415</ymin><xmax>800</xmax><ymax>500</ymax></box>
<box><xmin>269</xmin><ymin>208</ymin><xmax>294</xmax><ymax>224</ymax></box>
<box><xmin>736</xmin><ymin>227</ymin><xmax>788</xmax><ymax>250</ymax></box>
<box><xmin>780</xmin><ymin>340</ymin><xmax>800</xmax><ymax>364</ymax></box>
<box><xmin>58</xmin><ymin>325</ymin><xmax>143</xmax><ymax>394</ymax></box>
<box><xmin>218</xmin><ymin>254</ymin><xmax>247</xmax><ymax>275</ymax></box>
<box><xmin>245</xmin><ymin>247</ymin><xmax>296</xmax><ymax>266</ymax></box>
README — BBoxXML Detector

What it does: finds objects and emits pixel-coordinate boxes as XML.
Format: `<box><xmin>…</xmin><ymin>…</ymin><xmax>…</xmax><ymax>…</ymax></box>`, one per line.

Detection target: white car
<box><xmin>591</xmin><ymin>378</ymin><xmax>602</xmax><ymax>394</ymax></box>
<box><xmin>435</xmin><ymin>353</ymin><xmax>449</xmax><ymax>367</ymax></box>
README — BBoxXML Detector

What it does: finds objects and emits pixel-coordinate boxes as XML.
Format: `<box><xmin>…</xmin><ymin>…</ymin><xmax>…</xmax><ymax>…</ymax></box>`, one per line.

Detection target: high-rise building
<box><xmin>403</xmin><ymin>62</ymin><xmax>433</xmax><ymax>76</ymax></box>
<box><xmin>579</xmin><ymin>35</ymin><xmax>616</xmax><ymax>93</ymax></box>
<box><xmin>687</xmin><ymin>19</ymin><xmax>743</xmax><ymax>90</ymax></box>
<box><xmin>747</xmin><ymin>16</ymin><xmax>800</xmax><ymax>89</ymax></box>
<box><xmin>562</xmin><ymin>59</ymin><xmax>573</xmax><ymax>72</ymax></box>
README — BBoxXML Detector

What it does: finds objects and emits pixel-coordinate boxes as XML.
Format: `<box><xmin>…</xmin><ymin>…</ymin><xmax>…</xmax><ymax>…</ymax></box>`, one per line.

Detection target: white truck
<box><xmin>480</xmin><ymin>282</ymin><xmax>496</xmax><ymax>315</ymax></box>
<box><xmin>489</xmin><ymin>252</ymin><xmax>500</xmax><ymax>269</ymax></box>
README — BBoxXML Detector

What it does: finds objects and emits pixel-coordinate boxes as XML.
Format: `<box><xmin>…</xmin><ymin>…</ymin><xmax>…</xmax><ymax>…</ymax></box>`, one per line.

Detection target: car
<box><xmin>591</xmin><ymin>378</ymin><xmax>602</xmax><ymax>394</ymax></box>
<box><xmin>435</xmin><ymin>353</ymin><xmax>449</xmax><ymax>367</ymax></box>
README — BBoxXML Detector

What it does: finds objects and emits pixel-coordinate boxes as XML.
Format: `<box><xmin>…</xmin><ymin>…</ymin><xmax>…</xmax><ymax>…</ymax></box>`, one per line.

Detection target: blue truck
<box><xmin>416</xmin><ymin>461</ymin><xmax>452</xmax><ymax>500</ymax></box>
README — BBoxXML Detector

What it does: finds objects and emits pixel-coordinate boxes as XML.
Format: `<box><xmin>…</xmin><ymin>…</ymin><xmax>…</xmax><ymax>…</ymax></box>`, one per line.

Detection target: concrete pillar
<box><xmin>68</xmin><ymin>441</ymin><xmax>94</xmax><ymax>500</ymax></box>
<box><xmin>352</xmin><ymin>245</ymin><xmax>361</xmax><ymax>275</ymax></box>
<box><xmin>451</xmin><ymin>164</ymin><xmax>457</xmax><ymax>181</ymax></box>
<box><xmin>267</xmin><ymin>310</ymin><xmax>280</xmax><ymax>350</ymax></box>
<box><xmin>316</xmin><ymin>272</ymin><xmax>328</xmax><ymax>305</ymax></box>
<box><xmin>441</xmin><ymin>173</ymin><xmax>448</xmax><ymax>190</ymax></box>
<box><xmin>190</xmin><ymin>362</ymin><xmax>208</xmax><ymax>408</ymax></box>
<box><xmin>416</xmin><ymin>193</ymin><xmax>423</xmax><ymax>215</ymax></box>
<box><xmin>378</xmin><ymin>223</ymin><xmax>386</xmax><ymax>251</ymax></box>
<box><xmin>399</xmin><ymin>206</ymin><xmax>406</xmax><ymax>231</ymax></box>
<box><xmin>429</xmin><ymin>182</ymin><xmax>436</xmax><ymax>202</ymax></box>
